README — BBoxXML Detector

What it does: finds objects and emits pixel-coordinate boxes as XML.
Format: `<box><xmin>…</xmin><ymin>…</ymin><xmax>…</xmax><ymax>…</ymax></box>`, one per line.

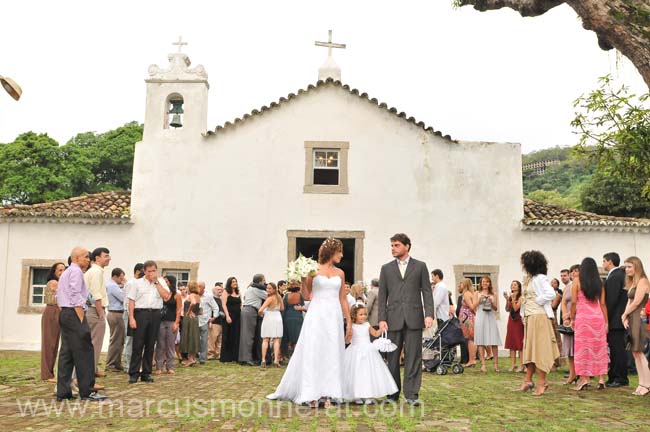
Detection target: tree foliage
<box><xmin>571</xmin><ymin>76</ymin><xmax>650</xmax><ymax>215</ymax></box>
<box><xmin>0</xmin><ymin>122</ymin><xmax>143</xmax><ymax>205</ymax></box>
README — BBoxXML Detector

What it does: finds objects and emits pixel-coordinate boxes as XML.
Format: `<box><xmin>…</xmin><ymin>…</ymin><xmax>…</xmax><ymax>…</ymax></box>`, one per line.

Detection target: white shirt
<box><xmin>123</xmin><ymin>278</ymin><xmax>139</xmax><ymax>309</ymax></box>
<box><xmin>127</xmin><ymin>277</ymin><xmax>169</xmax><ymax>309</ymax></box>
<box><xmin>199</xmin><ymin>292</ymin><xmax>219</xmax><ymax>327</ymax></box>
<box><xmin>433</xmin><ymin>281</ymin><xmax>450</xmax><ymax>322</ymax></box>
<box><xmin>521</xmin><ymin>274</ymin><xmax>556</xmax><ymax>319</ymax></box>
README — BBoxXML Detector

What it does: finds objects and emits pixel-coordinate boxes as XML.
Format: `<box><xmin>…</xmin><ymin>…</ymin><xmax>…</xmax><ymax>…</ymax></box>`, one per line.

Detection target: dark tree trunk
<box><xmin>457</xmin><ymin>0</ymin><xmax>650</xmax><ymax>89</ymax></box>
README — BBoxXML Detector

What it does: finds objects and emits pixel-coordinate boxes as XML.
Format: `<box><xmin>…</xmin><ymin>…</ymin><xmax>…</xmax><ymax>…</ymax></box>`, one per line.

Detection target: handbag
<box><xmin>372</xmin><ymin>331</ymin><xmax>398</xmax><ymax>353</ymax></box>
<box><xmin>481</xmin><ymin>297</ymin><xmax>493</xmax><ymax>312</ymax></box>
<box><xmin>557</xmin><ymin>324</ymin><xmax>574</xmax><ymax>335</ymax></box>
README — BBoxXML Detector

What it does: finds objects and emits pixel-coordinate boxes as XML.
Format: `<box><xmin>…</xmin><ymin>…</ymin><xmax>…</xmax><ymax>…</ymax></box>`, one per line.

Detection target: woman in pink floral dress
<box><xmin>571</xmin><ymin>257</ymin><xmax>609</xmax><ymax>391</ymax></box>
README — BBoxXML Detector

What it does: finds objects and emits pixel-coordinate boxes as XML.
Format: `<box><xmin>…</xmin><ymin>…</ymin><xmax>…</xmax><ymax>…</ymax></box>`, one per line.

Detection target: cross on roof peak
<box><xmin>315</xmin><ymin>30</ymin><xmax>346</xmax><ymax>57</ymax></box>
<box><xmin>172</xmin><ymin>36</ymin><xmax>188</xmax><ymax>53</ymax></box>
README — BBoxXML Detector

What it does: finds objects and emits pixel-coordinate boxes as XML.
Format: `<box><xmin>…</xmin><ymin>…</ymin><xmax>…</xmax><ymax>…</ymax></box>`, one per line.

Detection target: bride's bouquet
<box><xmin>286</xmin><ymin>254</ymin><xmax>319</xmax><ymax>282</ymax></box>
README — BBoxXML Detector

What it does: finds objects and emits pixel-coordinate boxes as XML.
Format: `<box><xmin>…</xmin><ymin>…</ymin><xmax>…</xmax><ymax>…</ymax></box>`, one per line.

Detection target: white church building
<box><xmin>2</xmin><ymin>35</ymin><xmax>650</xmax><ymax>350</ymax></box>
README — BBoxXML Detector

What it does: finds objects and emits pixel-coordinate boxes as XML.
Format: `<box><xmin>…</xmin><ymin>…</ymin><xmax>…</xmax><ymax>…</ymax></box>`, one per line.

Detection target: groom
<box><xmin>378</xmin><ymin>233</ymin><xmax>434</xmax><ymax>406</ymax></box>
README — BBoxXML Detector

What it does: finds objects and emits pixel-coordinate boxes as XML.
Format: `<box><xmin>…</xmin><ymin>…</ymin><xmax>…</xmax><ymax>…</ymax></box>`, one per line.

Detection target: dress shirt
<box><xmin>56</xmin><ymin>263</ymin><xmax>89</xmax><ymax>308</ymax></box>
<box><xmin>84</xmin><ymin>263</ymin><xmax>107</xmax><ymax>308</ymax></box>
<box><xmin>433</xmin><ymin>281</ymin><xmax>450</xmax><ymax>322</ymax></box>
<box><xmin>106</xmin><ymin>279</ymin><xmax>125</xmax><ymax>311</ymax></box>
<box><xmin>396</xmin><ymin>256</ymin><xmax>411</xmax><ymax>277</ymax></box>
<box><xmin>127</xmin><ymin>277</ymin><xmax>169</xmax><ymax>309</ymax></box>
<box><xmin>199</xmin><ymin>292</ymin><xmax>219</xmax><ymax>327</ymax></box>
<box><xmin>123</xmin><ymin>278</ymin><xmax>138</xmax><ymax>309</ymax></box>
<box><xmin>607</xmin><ymin>267</ymin><xmax>617</xmax><ymax>279</ymax></box>
<box><xmin>242</xmin><ymin>285</ymin><xmax>267</xmax><ymax>309</ymax></box>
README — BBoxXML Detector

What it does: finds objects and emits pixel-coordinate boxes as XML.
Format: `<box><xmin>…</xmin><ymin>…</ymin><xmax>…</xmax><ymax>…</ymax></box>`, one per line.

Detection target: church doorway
<box><xmin>287</xmin><ymin>230</ymin><xmax>364</xmax><ymax>284</ymax></box>
<box><xmin>295</xmin><ymin>237</ymin><xmax>355</xmax><ymax>283</ymax></box>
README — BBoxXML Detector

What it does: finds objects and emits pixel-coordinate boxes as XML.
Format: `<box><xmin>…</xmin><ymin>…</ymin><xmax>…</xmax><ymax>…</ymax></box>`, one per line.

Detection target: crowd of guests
<box><xmin>41</xmin><ymin>246</ymin><xmax>310</xmax><ymax>402</ymax></box>
<box><xmin>435</xmin><ymin>251</ymin><xmax>649</xmax><ymax>396</ymax></box>
<box><xmin>41</xmin><ymin>245</ymin><xmax>650</xmax><ymax>402</ymax></box>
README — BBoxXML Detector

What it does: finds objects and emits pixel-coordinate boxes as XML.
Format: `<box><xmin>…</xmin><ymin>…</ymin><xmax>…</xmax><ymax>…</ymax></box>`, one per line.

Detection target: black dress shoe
<box><xmin>56</xmin><ymin>394</ymin><xmax>77</xmax><ymax>402</ymax></box>
<box><xmin>128</xmin><ymin>376</ymin><xmax>138</xmax><ymax>384</ymax></box>
<box><xmin>81</xmin><ymin>391</ymin><xmax>108</xmax><ymax>402</ymax></box>
<box><xmin>241</xmin><ymin>361</ymin><xmax>258</xmax><ymax>367</ymax></box>
<box><xmin>141</xmin><ymin>376</ymin><xmax>155</xmax><ymax>383</ymax></box>
<box><xmin>606</xmin><ymin>381</ymin><xmax>622</xmax><ymax>388</ymax></box>
<box><xmin>382</xmin><ymin>397</ymin><xmax>398</xmax><ymax>404</ymax></box>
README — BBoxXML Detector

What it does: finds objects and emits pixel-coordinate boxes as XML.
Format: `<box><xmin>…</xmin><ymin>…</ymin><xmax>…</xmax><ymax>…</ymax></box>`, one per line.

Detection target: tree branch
<box><xmin>457</xmin><ymin>0</ymin><xmax>650</xmax><ymax>90</ymax></box>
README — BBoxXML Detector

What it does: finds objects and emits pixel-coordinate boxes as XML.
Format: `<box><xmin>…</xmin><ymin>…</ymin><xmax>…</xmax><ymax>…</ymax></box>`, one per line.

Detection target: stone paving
<box><xmin>1</xmin><ymin>351</ymin><xmax>649</xmax><ymax>431</ymax></box>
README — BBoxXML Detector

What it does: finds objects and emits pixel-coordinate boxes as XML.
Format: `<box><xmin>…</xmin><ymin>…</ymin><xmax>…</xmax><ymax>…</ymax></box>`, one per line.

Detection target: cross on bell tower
<box><xmin>172</xmin><ymin>36</ymin><xmax>188</xmax><ymax>53</ymax></box>
<box><xmin>315</xmin><ymin>30</ymin><xmax>346</xmax><ymax>81</ymax></box>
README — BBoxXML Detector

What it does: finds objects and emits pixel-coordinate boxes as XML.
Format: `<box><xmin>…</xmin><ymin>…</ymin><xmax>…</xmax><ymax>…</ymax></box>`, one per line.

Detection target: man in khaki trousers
<box><xmin>105</xmin><ymin>268</ymin><xmax>126</xmax><ymax>372</ymax></box>
<box><xmin>85</xmin><ymin>247</ymin><xmax>111</xmax><ymax>379</ymax></box>
<box><xmin>207</xmin><ymin>283</ymin><xmax>225</xmax><ymax>360</ymax></box>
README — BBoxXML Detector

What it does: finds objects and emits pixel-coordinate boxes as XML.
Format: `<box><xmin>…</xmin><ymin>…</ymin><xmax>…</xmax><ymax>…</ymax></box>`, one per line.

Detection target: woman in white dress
<box><xmin>267</xmin><ymin>238</ymin><xmax>353</xmax><ymax>407</ymax></box>
<box><xmin>259</xmin><ymin>282</ymin><xmax>285</xmax><ymax>368</ymax></box>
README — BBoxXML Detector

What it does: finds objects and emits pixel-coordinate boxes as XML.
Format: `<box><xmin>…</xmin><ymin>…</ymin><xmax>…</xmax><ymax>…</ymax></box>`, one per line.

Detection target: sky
<box><xmin>0</xmin><ymin>0</ymin><xmax>647</xmax><ymax>153</ymax></box>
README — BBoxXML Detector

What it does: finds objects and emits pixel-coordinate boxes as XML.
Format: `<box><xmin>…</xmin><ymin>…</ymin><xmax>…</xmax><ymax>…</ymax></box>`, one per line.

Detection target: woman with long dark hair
<box><xmin>571</xmin><ymin>257</ymin><xmax>608</xmax><ymax>390</ymax></box>
<box><xmin>621</xmin><ymin>256</ymin><xmax>650</xmax><ymax>396</ymax></box>
<box><xmin>219</xmin><ymin>276</ymin><xmax>242</xmax><ymax>362</ymax></box>
<box><xmin>41</xmin><ymin>262</ymin><xmax>66</xmax><ymax>382</ymax></box>
<box><xmin>504</xmin><ymin>280</ymin><xmax>524</xmax><ymax>372</ymax></box>
<box><xmin>519</xmin><ymin>251</ymin><xmax>559</xmax><ymax>395</ymax></box>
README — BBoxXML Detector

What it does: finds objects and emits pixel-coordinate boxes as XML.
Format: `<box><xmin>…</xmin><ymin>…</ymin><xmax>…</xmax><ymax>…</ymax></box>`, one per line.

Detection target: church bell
<box><xmin>168</xmin><ymin>100</ymin><xmax>184</xmax><ymax>128</ymax></box>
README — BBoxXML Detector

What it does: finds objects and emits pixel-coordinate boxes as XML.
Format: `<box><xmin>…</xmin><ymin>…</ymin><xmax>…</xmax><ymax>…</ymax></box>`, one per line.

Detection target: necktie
<box><xmin>399</xmin><ymin>261</ymin><xmax>406</xmax><ymax>278</ymax></box>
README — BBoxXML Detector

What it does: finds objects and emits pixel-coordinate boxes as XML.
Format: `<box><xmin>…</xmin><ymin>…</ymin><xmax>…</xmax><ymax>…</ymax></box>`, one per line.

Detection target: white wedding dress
<box><xmin>266</xmin><ymin>275</ymin><xmax>345</xmax><ymax>404</ymax></box>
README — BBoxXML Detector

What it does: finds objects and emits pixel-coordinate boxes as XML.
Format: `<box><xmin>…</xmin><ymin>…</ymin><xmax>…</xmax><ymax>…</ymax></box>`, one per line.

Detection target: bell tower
<box><xmin>143</xmin><ymin>37</ymin><xmax>208</xmax><ymax>140</ymax></box>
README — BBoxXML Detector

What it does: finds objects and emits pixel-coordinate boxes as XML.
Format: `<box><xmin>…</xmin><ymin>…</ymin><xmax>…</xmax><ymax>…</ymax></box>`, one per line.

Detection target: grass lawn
<box><xmin>0</xmin><ymin>350</ymin><xmax>648</xmax><ymax>431</ymax></box>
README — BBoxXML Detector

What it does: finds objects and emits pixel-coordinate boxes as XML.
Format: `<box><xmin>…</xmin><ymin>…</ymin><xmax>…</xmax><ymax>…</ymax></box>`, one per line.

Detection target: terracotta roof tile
<box><xmin>206</xmin><ymin>78</ymin><xmax>456</xmax><ymax>141</ymax></box>
<box><xmin>0</xmin><ymin>191</ymin><xmax>131</xmax><ymax>222</ymax></box>
<box><xmin>523</xmin><ymin>199</ymin><xmax>650</xmax><ymax>232</ymax></box>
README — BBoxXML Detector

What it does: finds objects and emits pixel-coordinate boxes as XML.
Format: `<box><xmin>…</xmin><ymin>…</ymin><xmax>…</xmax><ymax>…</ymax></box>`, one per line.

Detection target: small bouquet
<box><xmin>286</xmin><ymin>254</ymin><xmax>319</xmax><ymax>282</ymax></box>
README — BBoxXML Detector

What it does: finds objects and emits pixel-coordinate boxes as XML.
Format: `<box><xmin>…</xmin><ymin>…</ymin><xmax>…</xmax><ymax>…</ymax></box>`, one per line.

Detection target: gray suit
<box><xmin>378</xmin><ymin>257</ymin><xmax>434</xmax><ymax>400</ymax></box>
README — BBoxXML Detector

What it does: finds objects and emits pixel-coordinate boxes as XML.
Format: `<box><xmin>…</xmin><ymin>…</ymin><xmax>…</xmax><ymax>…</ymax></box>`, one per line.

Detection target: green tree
<box><xmin>0</xmin><ymin>122</ymin><xmax>143</xmax><ymax>205</ymax></box>
<box><xmin>581</xmin><ymin>170</ymin><xmax>650</xmax><ymax>218</ymax></box>
<box><xmin>0</xmin><ymin>132</ymin><xmax>68</xmax><ymax>204</ymax></box>
<box><xmin>570</xmin><ymin>75</ymin><xmax>650</xmax><ymax>216</ymax></box>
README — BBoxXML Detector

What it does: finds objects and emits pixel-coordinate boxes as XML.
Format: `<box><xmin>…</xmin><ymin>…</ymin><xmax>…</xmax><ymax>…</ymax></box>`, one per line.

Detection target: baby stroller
<box><xmin>422</xmin><ymin>317</ymin><xmax>466</xmax><ymax>375</ymax></box>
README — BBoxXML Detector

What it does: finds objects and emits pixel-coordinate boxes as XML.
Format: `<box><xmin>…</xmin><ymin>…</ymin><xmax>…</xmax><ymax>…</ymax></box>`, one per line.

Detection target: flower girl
<box><xmin>343</xmin><ymin>304</ymin><xmax>398</xmax><ymax>404</ymax></box>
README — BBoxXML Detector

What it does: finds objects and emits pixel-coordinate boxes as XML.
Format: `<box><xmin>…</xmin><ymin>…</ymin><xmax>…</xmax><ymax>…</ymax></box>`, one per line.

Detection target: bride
<box><xmin>266</xmin><ymin>238</ymin><xmax>352</xmax><ymax>407</ymax></box>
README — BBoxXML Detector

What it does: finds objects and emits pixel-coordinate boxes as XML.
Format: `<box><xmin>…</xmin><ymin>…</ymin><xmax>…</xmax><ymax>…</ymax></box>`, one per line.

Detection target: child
<box><xmin>259</xmin><ymin>282</ymin><xmax>285</xmax><ymax>368</ymax></box>
<box><xmin>343</xmin><ymin>304</ymin><xmax>398</xmax><ymax>404</ymax></box>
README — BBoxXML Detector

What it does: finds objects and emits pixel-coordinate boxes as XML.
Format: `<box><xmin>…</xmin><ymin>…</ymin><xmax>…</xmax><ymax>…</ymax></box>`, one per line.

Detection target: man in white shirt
<box><xmin>432</xmin><ymin>269</ymin><xmax>451</xmax><ymax>326</ymax></box>
<box><xmin>198</xmin><ymin>281</ymin><xmax>219</xmax><ymax>365</ymax></box>
<box><xmin>127</xmin><ymin>260</ymin><xmax>170</xmax><ymax>384</ymax></box>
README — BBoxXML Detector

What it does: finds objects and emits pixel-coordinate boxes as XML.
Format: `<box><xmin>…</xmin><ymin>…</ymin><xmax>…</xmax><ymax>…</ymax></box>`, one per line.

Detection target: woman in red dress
<box><xmin>504</xmin><ymin>280</ymin><xmax>524</xmax><ymax>372</ymax></box>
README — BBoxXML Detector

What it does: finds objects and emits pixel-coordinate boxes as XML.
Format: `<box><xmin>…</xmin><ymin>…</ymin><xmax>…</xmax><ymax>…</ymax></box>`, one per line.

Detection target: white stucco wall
<box><xmin>2</xmin><ymin>79</ymin><xmax>649</xmax><ymax>351</ymax></box>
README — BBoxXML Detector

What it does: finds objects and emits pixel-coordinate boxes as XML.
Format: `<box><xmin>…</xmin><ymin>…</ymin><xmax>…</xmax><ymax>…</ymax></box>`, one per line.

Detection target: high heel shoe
<box><xmin>575</xmin><ymin>381</ymin><xmax>590</xmax><ymax>391</ymax></box>
<box><xmin>519</xmin><ymin>382</ymin><xmax>534</xmax><ymax>392</ymax></box>
<box><xmin>532</xmin><ymin>383</ymin><xmax>548</xmax><ymax>396</ymax></box>
<box><xmin>260</xmin><ymin>362</ymin><xmax>267</xmax><ymax>369</ymax></box>
<box><xmin>274</xmin><ymin>363</ymin><xmax>281</xmax><ymax>368</ymax></box>
<box><xmin>563</xmin><ymin>376</ymin><xmax>579</xmax><ymax>385</ymax></box>
<box><xmin>633</xmin><ymin>385</ymin><xmax>650</xmax><ymax>396</ymax></box>
<box><xmin>597</xmin><ymin>382</ymin><xmax>606</xmax><ymax>390</ymax></box>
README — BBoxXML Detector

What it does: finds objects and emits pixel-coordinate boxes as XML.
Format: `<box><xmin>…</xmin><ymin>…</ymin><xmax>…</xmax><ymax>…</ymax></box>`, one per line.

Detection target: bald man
<box><xmin>56</xmin><ymin>247</ymin><xmax>107</xmax><ymax>402</ymax></box>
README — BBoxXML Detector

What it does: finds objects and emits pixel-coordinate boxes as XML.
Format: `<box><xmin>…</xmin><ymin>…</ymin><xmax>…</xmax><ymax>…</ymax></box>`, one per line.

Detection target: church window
<box><xmin>30</xmin><ymin>268</ymin><xmax>48</xmax><ymax>306</ymax></box>
<box><xmin>156</xmin><ymin>261</ymin><xmax>199</xmax><ymax>286</ymax></box>
<box><xmin>313</xmin><ymin>150</ymin><xmax>339</xmax><ymax>185</ymax></box>
<box><xmin>19</xmin><ymin>259</ymin><xmax>62</xmax><ymax>314</ymax></box>
<box><xmin>163</xmin><ymin>269</ymin><xmax>191</xmax><ymax>287</ymax></box>
<box><xmin>304</xmin><ymin>141</ymin><xmax>349</xmax><ymax>194</ymax></box>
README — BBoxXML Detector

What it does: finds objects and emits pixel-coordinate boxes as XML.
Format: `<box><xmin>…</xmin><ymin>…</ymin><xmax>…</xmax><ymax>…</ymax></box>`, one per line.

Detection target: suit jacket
<box><xmin>378</xmin><ymin>257</ymin><xmax>435</xmax><ymax>331</ymax></box>
<box><xmin>366</xmin><ymin>287</ymin><xmax>380</xmax><ymax>327</ymax></box>
<box><xmin>605</xmin><ymin>267</ymin><xmax>627</xmax><ymax>331</ymax></box>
